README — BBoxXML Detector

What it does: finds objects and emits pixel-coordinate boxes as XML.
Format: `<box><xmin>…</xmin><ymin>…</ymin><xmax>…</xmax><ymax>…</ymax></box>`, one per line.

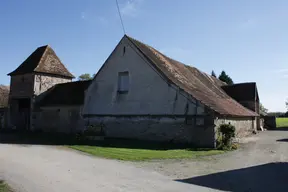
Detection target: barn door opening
<box><xmin>18</xmin><ymin>98</ymin><xmax>31</xmax><ymax>130</ymax></box>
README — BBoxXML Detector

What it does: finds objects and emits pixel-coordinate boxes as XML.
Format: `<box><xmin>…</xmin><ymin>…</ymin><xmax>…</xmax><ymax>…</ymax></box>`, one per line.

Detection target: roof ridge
<box><xmin>125</xmin><ymin>35</ymin><xmax>258</xmax><ymax>117</ymax></box>
<box><xmin>35</xmin><ymin>45</ymin><xmax>49</xmax><ymax>71</ymax></box>
<box><xmin>222</xmin><ymin>82</ymin><xmax>256</xmax><ymax>87</ymax></box>
<box><xmin>8</xmin><ymin>45</ymin><xmax>74</xmax><ymax>78</ymax></box>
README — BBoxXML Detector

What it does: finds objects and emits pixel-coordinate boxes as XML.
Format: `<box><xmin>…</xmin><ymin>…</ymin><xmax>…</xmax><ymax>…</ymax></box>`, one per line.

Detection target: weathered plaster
<box><xmin>34</xmin><ymin>74</ymin><xmax>71</xmax><ymax>96</ymax></box>
<box><xmin>83</xmin><ymin>38</ymin><xmax>204</xmax><ymax>116</ymax></box>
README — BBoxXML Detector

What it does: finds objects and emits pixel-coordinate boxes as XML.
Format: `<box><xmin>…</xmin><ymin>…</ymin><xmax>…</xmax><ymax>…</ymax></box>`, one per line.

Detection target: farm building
<box><xmin>33</xmin><ymin>80</ymin><xmax>91</xmax><ymax>133</ymax></box>
<box><xmin>82</xmin><ymin>35</ymin><xmax>260</xmax><ymax>148</ymax></box>
<box><xmin>6</xmin><ymin>45</ymin><xmax>79</xmax><ymax>132</ymax></box>
<box><xmin>221</xmin><ymin>83</ymin><xmax>260</xmax><ymax>128</ymax></box>
<box><xmin>0</xmin><ymin>85</ymin><xmax>9</xmax><ymax>129</ymax></box>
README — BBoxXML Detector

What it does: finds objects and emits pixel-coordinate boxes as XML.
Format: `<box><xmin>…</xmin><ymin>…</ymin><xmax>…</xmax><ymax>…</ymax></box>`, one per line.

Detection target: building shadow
<box><xmin>269</xmin><ymin>127</ymin><xmax>288</xmax><ymax>131</ymax></box>
<box><xmin>176</xmin><ymin>162</ymin><xmax>288</xmax><ymax>192</ymax></box>
<box><xmin>277</xmin><ymin>138</ymin><xmax>288</xmax><ymax>142</ymax></box>
<box><xmin>0</xmin><ymin>131</ymin><xmax>211</xmax><ymax>150</ymax></box>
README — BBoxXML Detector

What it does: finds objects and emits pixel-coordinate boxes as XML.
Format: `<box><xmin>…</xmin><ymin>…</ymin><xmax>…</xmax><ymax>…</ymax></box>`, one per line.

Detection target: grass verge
<box><xmin>0</xmin><ymin>181</ymin><xmax>13</xmax><ymax>192</ymax></box>
<box><xmin>276</xmin><ymin>117</ymin><xmax>288</xmax><ymax>128</ymax></box>
<box><xmin>69</xmin><ymin>145</ymin><xmax>223</xmax><ymax>161</ymax></box>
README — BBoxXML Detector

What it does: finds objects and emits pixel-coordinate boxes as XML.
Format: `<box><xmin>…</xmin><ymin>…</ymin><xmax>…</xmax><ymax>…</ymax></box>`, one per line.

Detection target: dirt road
<box><xmin>137</xmin><ymin>130</ymin><xmax>288</xmax><ymax>191</ymax></box>
<box><xmin>0</xmin><ymin>144</ymin><xmax>211</xmax><ymax>192</ymax></box>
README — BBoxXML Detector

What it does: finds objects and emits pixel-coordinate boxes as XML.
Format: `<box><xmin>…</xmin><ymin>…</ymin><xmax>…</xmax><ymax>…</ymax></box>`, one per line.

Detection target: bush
<box><xmin>217</xmin><ymin>123</ymin><xmax>236</xmax><ymax>150</ymax></box>
<box><xmin>82</xmin><ymin>124</ymin><xmax>104</xmax><ymax>136</ymax></box>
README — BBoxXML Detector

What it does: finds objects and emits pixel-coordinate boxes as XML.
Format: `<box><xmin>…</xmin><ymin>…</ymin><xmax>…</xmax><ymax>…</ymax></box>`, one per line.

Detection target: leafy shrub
<box><xmin>217</xmin><ymin>123</ymin><xmax>236</xmax><ymax>150</ymax></box>
<box><xmin>83</xmin><ymin>124</ymin><xmax>104</xmax><ymax>136</ymax></box>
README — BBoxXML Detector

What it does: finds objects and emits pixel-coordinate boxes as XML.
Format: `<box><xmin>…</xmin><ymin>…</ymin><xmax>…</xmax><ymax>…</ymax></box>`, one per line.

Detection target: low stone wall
<box><xmin>215</xmin><ymin>117</ymin><xmax>255</xmax><ymax>138</ymax></box>
<box><xmin>33</xmin><ymin>106</ymin><xmax>84</xmax><ymax>133</ymax></box>
<box><xmin>86</xmin><ymin>116</ymin><xmax>216</xmax><ymax>148</ymax></box>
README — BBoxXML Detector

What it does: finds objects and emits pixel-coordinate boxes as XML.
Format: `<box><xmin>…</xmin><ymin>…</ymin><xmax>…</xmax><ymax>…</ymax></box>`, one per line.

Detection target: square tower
<box><xmin>8</xmin><ymin>45</ymin><xmax>74</xmax><ymax>130</ymax></box>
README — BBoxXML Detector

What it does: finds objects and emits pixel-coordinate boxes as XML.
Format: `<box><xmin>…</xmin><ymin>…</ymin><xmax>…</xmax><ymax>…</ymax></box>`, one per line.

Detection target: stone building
<box><xmin>222</xmin><ymin>83</ymin><xmax>260</xmax><ymax>129</ymax></box>
<box><xmin>34</xmin><ymin>80</ymin><xmax>91</xmax><ymax>133</ymax></box>
<box><xmin>7</xmin><ymin>45</ymin><xmax>75</xmax><ymax>130</ymax></box>
<box><xmin>0</xmin><ymin>85</ymin><xmax>9</xmax><ymax>128</ymax></box>
<box><xmin>82</xmin><ymin>35</ymin><xmax>259</xmax><ymax>147</ymax></box>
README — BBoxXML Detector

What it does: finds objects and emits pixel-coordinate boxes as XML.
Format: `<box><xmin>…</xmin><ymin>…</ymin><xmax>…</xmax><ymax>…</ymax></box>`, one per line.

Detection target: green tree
<box><xmin>218</xmin><ymin>71</ymin><xmax>234</xmax><ymax>85</ymax></box>
<box><xmin>211</xmin><ymin>70</ymin><xmax>217</xmax><ymax>78</ymax></box>
<box><xmin>260</xmin><ymin>103</ymin><xmax>268</xmax><ymax>114</ymax></box>
<box><xmin>78</xmin><ymin>73</ymin><xmax>95</xmax><ymax>81</ymax></box>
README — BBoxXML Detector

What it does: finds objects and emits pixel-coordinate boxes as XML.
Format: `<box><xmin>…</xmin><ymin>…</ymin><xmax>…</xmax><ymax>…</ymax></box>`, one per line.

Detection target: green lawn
<box><xmin>276</xmin><ymin>117</ymin><xmax>288</xmax><ymax>128</ymax></box>
<box><xmin>0</xmin><ymin>181</ymin><xmax>13</xmax><ymax>192</ymax></box>
<box><xmin>69</xmin><ymin>145</ymin><xmax>223</xmax><ymax>161</ymax></box>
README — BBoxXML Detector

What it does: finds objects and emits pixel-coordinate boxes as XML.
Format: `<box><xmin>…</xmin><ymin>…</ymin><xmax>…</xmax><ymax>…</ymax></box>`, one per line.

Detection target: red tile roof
<box><xmin>126</xmin><ymin>35</ymin><xmax>257</xmax><ymax>117</ymax></box>
<box><xmin>8</xmin><ymin>45</ymin><xmax>74</xmax><ymax>78</ymax></box>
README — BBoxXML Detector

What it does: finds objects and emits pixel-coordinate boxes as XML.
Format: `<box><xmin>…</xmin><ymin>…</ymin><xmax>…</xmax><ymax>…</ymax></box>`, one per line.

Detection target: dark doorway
<box><xmin>17</xmin><ymin>98</ymin><xmax>31</xmax><ymax>130</ymax></box>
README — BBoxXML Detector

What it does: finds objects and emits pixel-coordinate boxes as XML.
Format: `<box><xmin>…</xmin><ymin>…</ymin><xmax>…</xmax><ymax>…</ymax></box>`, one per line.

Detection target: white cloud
<box><xmin>120</xmin><ymin>0</ymin><xmax>143</xmax><ymax>17</ymax></box>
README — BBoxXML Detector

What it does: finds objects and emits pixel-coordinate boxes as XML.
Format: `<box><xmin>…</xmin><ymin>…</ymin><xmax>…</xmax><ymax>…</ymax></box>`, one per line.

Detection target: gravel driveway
<box><xmin>136</xmin><ymin>130</ymin><xmax>288</xmax><ymax>192</ymax></box>
<box><xmin>0</xmin><ymin>144</ymin><xmax>211</xmax><ymax>192</ymax></box>
<box><xmin>0</xmin><ymin>130</ymin><xmax>287</xmax><ymax>192</ymax></box>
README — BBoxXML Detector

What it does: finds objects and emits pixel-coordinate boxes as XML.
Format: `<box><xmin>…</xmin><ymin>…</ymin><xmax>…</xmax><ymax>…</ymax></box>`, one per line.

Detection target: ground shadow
<box><xmin>277</xmin><ymin>138</ymin><xmax>288</xmax><ymax>142</ymax></box>
<box><xmin>177</xmin><ymin>162</ymin><xmax>288</xmax><ymax>192</ymax></box>
<box><xmin>269</xmin><ymin>127</ymin><xmax>288</xmax><ymax>131</ymax></box>
<box><xmin>0</xmin><ymin>130</ymin><xmax>209</xmax><ymax>150</ymax></box>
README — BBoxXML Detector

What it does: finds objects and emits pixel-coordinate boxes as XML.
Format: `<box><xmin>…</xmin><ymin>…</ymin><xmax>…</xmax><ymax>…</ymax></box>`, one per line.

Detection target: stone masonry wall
<box><xmin>34</xmin><ymin>74</ymin><xmax>72</xmax><ymax>96</ymax></box>
<box><xmin>215</xmin><ymin>117</ymin><xmax>255</xmax><ymax>138</ymax></box>
<box><xmin>87</xmin><ymin>116</ymin><xmax>216</xmax><ymax>148</ymax></box>
<box><xmin>34</xmin><ymin>106</ymin><xmax>83</xmax><ymax>133</ymax></box>
<box><xmin>83</xmin><ymin>37</ymin><xmax>202</xmax><ymax>116</ymax></box>
<box><xmin>10</xmin><ymin>74</ymin><xmax>35</xmax><ymax>98</ymax></box>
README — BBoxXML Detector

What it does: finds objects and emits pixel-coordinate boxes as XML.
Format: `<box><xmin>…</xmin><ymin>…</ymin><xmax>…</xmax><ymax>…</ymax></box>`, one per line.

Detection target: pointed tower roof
<box><xmin>8</xmin><ymin>45</ymin><xmax>75</xmax><ymax>78</ymax></box>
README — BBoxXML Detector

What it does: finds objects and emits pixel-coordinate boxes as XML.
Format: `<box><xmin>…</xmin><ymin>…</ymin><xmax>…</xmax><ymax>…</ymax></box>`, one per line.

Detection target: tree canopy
<box><xmin>260</xmin><ymin>103</ymin><xmax>268</xmax><ymax>114</ymax></box>
<box><xmin>78</xmin><ymin>73</ymin><xmax>95</xmax><ymax>81</ymax></box>
<box><xmin>211</xmin><ymin>70</ymin><xmax>217</xmax><ymax>78</ymax></box>
<box><xmin>218</xmin><ymin>71</ymin><xmax>234</xmax><ymax>85</ymax></box>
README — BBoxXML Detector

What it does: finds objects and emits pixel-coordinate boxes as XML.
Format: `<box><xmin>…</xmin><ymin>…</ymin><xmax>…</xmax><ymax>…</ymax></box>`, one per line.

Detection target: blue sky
<box><xmin>1</xmin><ymin>0</ymin><xmax>288</xmax><ymax>112</ymax></box>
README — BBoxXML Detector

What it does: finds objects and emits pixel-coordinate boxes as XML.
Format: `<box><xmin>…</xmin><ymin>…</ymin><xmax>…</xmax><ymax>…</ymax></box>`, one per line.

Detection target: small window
<box><xmin>118</xmin><ymin>71</ymin><xmax>129</xmax><ymax>93</ymax></box>
<box><xmin>123</xmin><ymin>46</ymin><xmax>126</xmax><ymax>56</ymax></box>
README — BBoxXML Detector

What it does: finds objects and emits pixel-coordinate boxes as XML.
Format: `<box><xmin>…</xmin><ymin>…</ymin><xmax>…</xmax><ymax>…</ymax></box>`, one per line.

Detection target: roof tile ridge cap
<box><xmin>203</xmin><ymin>72</ymin><xmax>230</xmax><ymax>96</ymax></box>
<box><xmin>48</xmin><ymin>46</ymin><xmax>71</xmax><ymax>73</ymax></box>
<box><xmin>202</xmin><ymin>72</ymin><xmax>226</xmax><ymax>95</ymax></box>
<box><xmin>184</xmin><ymin>66</ymin><xmax>221</xmax><ymax>97</ymax></box>
<box><xmin>34</xmin><ymin>45</ymin><xmax>49</xmax><ymax>72</ymax></box>
<box><xmin>51</xmin><ymin>49</ymin><xmax>75</xmax><ymax>78</ymax></box>
<box><xmin>146</xmin><ymin>45</ymin><xmax>194</xmax><ymax>85</ymax></box>
<box><xmin>128</xmin><ymin>37</ymin><xmax>182</xmax><ymax>78</ymax></box>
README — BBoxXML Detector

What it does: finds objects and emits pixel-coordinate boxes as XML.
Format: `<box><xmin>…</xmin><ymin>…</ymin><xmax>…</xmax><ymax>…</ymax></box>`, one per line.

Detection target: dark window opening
<box><xmin>118</xmin><ymin>71</ymin><xmax>129</xmax><ymax>94</ymax></box>
<box><xmin>123</xmin><ymin>46</ymin><xmax>126</xmax><ymax>56</ymax></box>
